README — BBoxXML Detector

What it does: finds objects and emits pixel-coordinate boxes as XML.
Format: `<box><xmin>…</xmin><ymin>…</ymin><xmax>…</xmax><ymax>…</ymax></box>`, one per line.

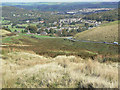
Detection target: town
<box><xmin>2</xmin><ymin>17</ymin><xmax>102</xmax><ymax>36</ymax></box>
<box><xmin>55</xmin><ymin>8</ymin><xmax>115</xmax><ymax>15</ymax></box>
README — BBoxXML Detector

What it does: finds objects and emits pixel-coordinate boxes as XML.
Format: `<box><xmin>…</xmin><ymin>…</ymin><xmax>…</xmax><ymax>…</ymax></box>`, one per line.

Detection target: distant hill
<box><xmin>75</xmin><ymin>21</ymin><xmax>119</xmax><ymax>43</ymax></box>
<box><xmin>83</xmin><ymin>9</ymin><xmax>118</xmax><ymax>21</ymax></box>
<box><xmin>2</xmin><ymin>2</ymin><xmax>118</xmax><ymax>11</ymax></box>
<box><xmin>2</xmin><ymin>6</ymin><xmax>41</xmax><ymax>24</ymax></box>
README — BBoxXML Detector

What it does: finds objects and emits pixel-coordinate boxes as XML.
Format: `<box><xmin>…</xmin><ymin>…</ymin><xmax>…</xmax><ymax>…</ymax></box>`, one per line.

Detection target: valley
<box><xmin>1</xmin><ymin>1</ymin><xmax>119</xmax><ymax>88</ymax></box>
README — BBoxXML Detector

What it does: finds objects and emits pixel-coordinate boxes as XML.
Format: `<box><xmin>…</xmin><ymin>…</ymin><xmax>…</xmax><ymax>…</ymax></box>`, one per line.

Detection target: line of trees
<box><xmin>83</xmin><ymin>9</ymin><xmax>118</xmax><ymax>22</ymax></box>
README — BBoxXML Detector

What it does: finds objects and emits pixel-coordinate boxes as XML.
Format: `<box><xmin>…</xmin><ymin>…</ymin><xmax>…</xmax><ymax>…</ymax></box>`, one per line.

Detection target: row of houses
<box><xmin>59</xmin><ymin>18</ymin><xmax>82</xmax><ymax>24</ymax></box>
<box><xmin>53</xmin><ymin>18</ymin><xmax>102</xmax><ymax>26</ymax></box>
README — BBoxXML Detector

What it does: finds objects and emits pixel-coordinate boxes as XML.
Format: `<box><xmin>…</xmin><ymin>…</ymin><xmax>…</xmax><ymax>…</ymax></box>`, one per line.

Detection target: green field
<box><xmin>1</xmin><ymin>17</ymin><xmax>11</xmax><ymax>25</ymax></box>
<box><xmin>17</xmin><ymin>23</ymin><xmax>37</xmax><ymax>27</ymax></box>
<box><xmin>3</xmin><ymin>23</ymin><xmax>38</xmax><ymax>32</ymax></box>
<box><xmin>19</xmin><ymin>33</ymin><xmax>50</xmax><ymax>38</ymax></box>
<box><xmin>3</xmin><ymin>25</ymin><xmax>24</xmax><ymax>32</ymax></box>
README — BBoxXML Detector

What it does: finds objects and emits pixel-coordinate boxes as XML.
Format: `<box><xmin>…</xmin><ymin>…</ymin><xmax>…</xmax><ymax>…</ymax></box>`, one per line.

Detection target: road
<box><xmin>66</xmin><ymin>37</ymin><xmax>120</xmax><ymax>46</ymax></box>
<box><xmin>31</xmin><ymin>36</ymin><xmax>119</xmax><ymax>45</ymax></box>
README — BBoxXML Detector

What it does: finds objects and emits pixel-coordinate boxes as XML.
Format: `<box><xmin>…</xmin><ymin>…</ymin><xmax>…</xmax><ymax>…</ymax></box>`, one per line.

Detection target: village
<box><xmin>2</xmin><ymin>17</ymin><xmax>102</xmax><ymax>36</ymax></box>
<box><xmin>25</xmin><ymin>18</ymin><xmax>102</xmax><ymax>36</ymax></box>
<box><xmin>2</xmin><ymin>7</ymin><xmax>114</xmax><ymax>37</ymax></box>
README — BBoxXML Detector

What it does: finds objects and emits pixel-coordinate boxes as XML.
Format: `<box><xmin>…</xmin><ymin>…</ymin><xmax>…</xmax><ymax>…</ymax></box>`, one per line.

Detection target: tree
<box><xmin>49</xmin><ymin>28</ymin><xmax>54</xmax><ymax>34</ymax></box>
<box><xmin>12</xmin><ymin>23</ymin><xmax>17</xmax><ymax>28</ymax></box>
<box><xmin>85</xmin><ymin>23</ymin><xmax>89</xmax><ymax>27</ymax></box>
<box><xmin>14</xmin><ymin>30</ymin><xmax>17</xmax><ymax>32</ymax></box>
<box><xmin>62</xmin><ymin>29</ymin><xmax>68</xmax><ymax>36</ymax></box>
<box><xmin>26</xmin><ymin>25</ymin><xmax>38</xmax><ymax>33</ymax></box>
<box><xmin>70</xmin><ymin>22</ymin><xmax>75</xmax><ymax>25</ymax></box>
<box><xmin>12</xmin><ymin>23</ymin><xmax>17</xmax><ymax>26</ymax></box>
<box><xmin>21</xmin><ymin>30</ymin><xmax>24</xmax><ymax>33</ymax></box>
<box><xmin>45</xmin><ymin>29</ymin><xmax>49</xmax><ymax>33</ymax></box>
<box><xmin>36</xmin><ymin>24</ymin><xmax>41</xmax><ymax>28</ymax></box>
<box><xmin>37</xmin><ymin>29</ymin><xmax>43</xmax><ymax>34</ymax></box>
<box><xmin>85</xmin><ymin>23</ymin><xmax>89</xmax><ymax>30</ymax></box>
<box><xmin>89</xmin><ymin>25</ymin><xmax>93</xmax><ymax>27</ymax></box>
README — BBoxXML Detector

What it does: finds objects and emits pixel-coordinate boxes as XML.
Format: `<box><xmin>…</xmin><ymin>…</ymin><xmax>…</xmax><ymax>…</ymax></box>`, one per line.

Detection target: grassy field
<box><xmin>3</xmin><ymin>23</ymin><xmax>38</xmax><ymax>32</ymax></box>
<box><xmin>3</xmin><ymin>25</ymin><xmax>24</xmax><ymax>32</ymax></box>
<box><xmin>17</xmin><ymin>23</ymin><xmax>37</xmax><ymax>27</ymax></box>
<box><xmin>2</xmin><ymin>33</ymin><xmax>50</xmax><ymax>43</ymax></box>
<box><xmin>1</xmin><ymin>17</ymin><xmax>10</xmax><ymax>25</ymax></box>
<box><xmin>75</xmin><ymin>21</ymin><xmax>119</xmax><ymax>43</ymax></box>
<box><xmin>0</xmin><ymin>29</ymin><xmax>12</xmax><ymax>44</ymax></box>
<box><xmin>19</xmin><ymin>33</ymin><xmax>50</xmax><ymax>38</ymax></box>
<box><xmin>1</xmin><ymin>20</ymin><xmax>10</xmax><ymax>25</ymax></box>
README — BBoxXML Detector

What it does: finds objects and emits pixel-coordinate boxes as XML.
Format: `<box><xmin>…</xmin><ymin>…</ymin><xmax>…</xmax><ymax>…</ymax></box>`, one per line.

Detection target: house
<box><xmin>40</xmin><ymin>31</ymin><xmax>48</xmax><ymax>35</ymax></box>
<box><xmin>40</xmin><ymin>21</ymin><xmax>44</xmax><ymax>23</ymax></box>
<box><xmin>26</xmin><ymin>20</ymin><xmax>30</xmax><ymax>23</ymax></box>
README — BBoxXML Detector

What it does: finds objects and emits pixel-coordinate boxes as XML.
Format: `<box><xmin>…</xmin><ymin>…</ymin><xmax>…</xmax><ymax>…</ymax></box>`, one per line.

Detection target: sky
<box><xmin>1</xmin><ymin>0</ymin><xmax>120</xmax><ymax>2</ymax></box>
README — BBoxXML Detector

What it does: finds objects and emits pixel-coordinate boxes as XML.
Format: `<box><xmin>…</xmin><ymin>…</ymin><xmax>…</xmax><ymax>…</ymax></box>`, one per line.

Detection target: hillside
<box><xmin>2</xmin><ymin>29</ymin><xmax>118</xmax><ymax>88</ymax></box>
<box><xmin>83</xmin><ymin>9</ymin><xmax>118</xmax><ymax>21</ymax></box>
<box><xmin>1</xmin><ymin>29</ymin><xmax>11</xmax><ymax>36</ymax></box>
<box><xmin>2</xmin><ymin>6</ymin><xmax>41</xmax><ymax>23</ymax></box>
<box><xmin>75</xmin><ymin>21</ymin><xmax>118</xmax><ymax>43</ymax></box>
<box><xmin>2</xmin><ymin>51</ymin><xmax>118</xmax><ymax>88</ymax></box>
<box><xmin>2</xmin><ymin>2</ymin><xmax>118</xmax><ymax>11</ymax></box>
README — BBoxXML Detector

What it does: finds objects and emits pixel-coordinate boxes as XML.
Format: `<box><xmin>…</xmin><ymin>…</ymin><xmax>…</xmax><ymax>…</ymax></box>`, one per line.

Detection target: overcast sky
<box><xmin>1</xmin><ymin>0</ymin><xmax>120</xmax><ymax>2</ymax></box>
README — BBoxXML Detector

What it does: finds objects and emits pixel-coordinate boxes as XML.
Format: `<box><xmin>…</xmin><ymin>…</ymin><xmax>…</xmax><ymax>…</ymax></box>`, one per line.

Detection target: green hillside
<box><xmin>75</xmin><ymin>21</ymin><xmax>119</xmax><ymax>43</ymax></box>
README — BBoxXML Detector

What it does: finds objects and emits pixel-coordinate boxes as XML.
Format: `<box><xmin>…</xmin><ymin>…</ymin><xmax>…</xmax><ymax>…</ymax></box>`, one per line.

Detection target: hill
<box><xmin>1</xmin><ymin>6</ymin><xmax>74</xmax><ymax>24</ymax></box>
<box><xmin>83</xmin><ymin>9</ymin><xmax>118</xmax><ymax>22</ymax></box>
<box><xmin>2</xmin><ymin>6</ymin><xmax>41</xmax><ymax>24</ymax></box>
<box><xmin>2</xmin><ymin>2</ymin><xmax>118</xmax><ymax>11</ymax></box>
<box><xmin>75</xmin><ymin>21</ymin><xmax>118</xmax><ymax>43</ymax></box>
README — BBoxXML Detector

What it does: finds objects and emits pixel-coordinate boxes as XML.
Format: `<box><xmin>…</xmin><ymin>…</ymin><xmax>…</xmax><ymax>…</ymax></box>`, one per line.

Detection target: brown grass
<box><xmin>1</xmin><ymin>29</ymin><xmax>11</xmax><ymax>36</ymax></box>
<box><xmin>2</xmin><ymin>51</ymin><xmax>118</xmax><ymax>88</ymax></box>
<box><xmin>75</xmin><ymin>21</ymin><xmax>118</xmax><ymax>43</ymax></box>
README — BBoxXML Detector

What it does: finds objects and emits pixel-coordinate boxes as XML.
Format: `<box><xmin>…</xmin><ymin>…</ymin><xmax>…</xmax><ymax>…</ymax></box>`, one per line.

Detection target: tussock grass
<box><xmin>2</xmin><ymin>51</ymin><xmax>118</xmax><ymax>88</ymax></box>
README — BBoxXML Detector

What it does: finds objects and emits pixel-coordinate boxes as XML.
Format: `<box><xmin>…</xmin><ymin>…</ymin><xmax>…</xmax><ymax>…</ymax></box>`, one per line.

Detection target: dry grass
<box><xmin>1</xmin><ymin>29</ymin><xmax>11</xmax><ymax>36</ymax></box>
<box><xmin>2</xmin><ymin>51</ymin><xmax>118</xmax><ymax>88</ymax></box>
<box><xmin>75</xmin><ymin>21</ymin><xmax>118</xmax><ymax>43</ymax></box>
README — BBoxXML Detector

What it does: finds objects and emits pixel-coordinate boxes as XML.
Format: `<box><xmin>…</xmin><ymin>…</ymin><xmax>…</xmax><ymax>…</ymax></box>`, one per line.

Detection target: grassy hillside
<box><xmin>2</xmin><ymin>34</ymin><xmax>118</xmax><ymax>61</ymax></box>
<box><xmin>2</xmin><ymin>51</ymin><xmax>118</xmax><ymax>88</ymax></box>
<box><xmin>75</xmin><ymin>21</ymin><xmax>119</xmax><ymax>43</ymax></box>
<box><xmin>2</xmin><ymin>30</ymin><xmax>118</xmax><ymax>88</ymax></box>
